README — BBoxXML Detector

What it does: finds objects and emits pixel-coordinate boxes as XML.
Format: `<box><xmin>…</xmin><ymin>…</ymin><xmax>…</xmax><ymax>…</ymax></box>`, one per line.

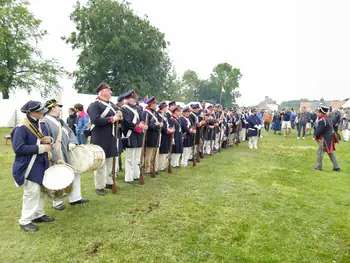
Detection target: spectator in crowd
<box><xmin>74</xmin><ymin>103</ymin><xmax>90</xmax><ymax>145</ymax></box>
<box><xmin>330</xmin><ymin>108</ymin><xmax>341</xmax><ymax>133</ymax></box>
<box><xmin>297</xmin><ymin>106</ymin><xmax>308</xmax><ymax>139</ymax></box>
<box><xmin>262</xmin><ymin>111</ymin><xmax>272</xmax><ymax>132</ymax></box>
<box><xmin>291</xmin><ymin>108</ymin><xmax>297</xmax><ymax>129</ymax></box>
<box><xmin>281</xmin><ymin>107</ymin><xmax>292</xmax><ymax>137</ymax></box>
<box><xmin>272</xmin><ymin>111</ymin><xmax>282</xmax><ymax>135</ymax></box>
<box><xmin>66</xmin><ymin>107</ymin><xmax>77</xmax><ymax>135</ymax></box>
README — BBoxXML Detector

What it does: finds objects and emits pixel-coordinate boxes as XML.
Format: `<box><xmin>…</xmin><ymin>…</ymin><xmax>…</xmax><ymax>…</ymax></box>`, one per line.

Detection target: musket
<box><xmin>196</xmin><ymin>124</ymin><xmax>202</xmax><ymax>163</ymax></box>
<box><xmin>192</xmin><ymin>125</ymin><xmax>196</xmax><ymax>166</ymax></box>
<box><xmin>112</xmin><ymin>120</ymin><xmax>119</xmax><ymax>194</ymax></box>
<box><xmin>210</xmin><ymin>122</ymin><xmax>214</xmax><ymax>156</ymax></box>
<box><xmin>168</xmin><ymin>132</ymin><xmax>174</xmax><ymax>173</ymax></box>
<box><xmin>218</xmin><ymin>112</ymin><xmax>224</xmax><ymax>153</ymax></box>
<box><xmin>139</xmin><ymin>114</ymin><xmax>149</xmax><ymax>185</ymax></box>
<box><xmin>151</xmin><ymin>112</ymin><xmax>163</xmax><ymax>178</ymax></box>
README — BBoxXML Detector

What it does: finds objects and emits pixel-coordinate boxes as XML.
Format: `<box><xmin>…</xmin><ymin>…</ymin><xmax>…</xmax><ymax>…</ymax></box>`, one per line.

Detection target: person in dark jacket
<box><xmin>87</xmin><ymin>83</ymin><xmax>122</xmax><ymax>195</ymax></box>
<box><xmin>157</xmin><ymin>102</ymin><xmax>174</xmax><ymax>172</ymax></box>
<box><xmin>142</xmin><ymin>96</ymin><xmax>162</xmax><ymax>175</ymax></box>
<box><xmin>168</xmin><ymin>105</ymin><xmax>183</xmax><ymax>167</ymax></box>
<box><xmin>121</xmin><ymin>90</ymin><xmax>147</xmax><ymax>183</ymax></box>
<box><xmin>11</xmin><ymin>101</ymin><xmax>55</xmax><ymax>232</ymax></box>
<box><xmin>66</xmin><ymin>108</ymin><xmax>77</xmax><ymax>135</ymax></box>
<box><xmin>180</xmin><ymin>106</ymin><xmax>196</xmax><ymax>167</ymax></box>
<box><xmin>314</xmin><ymin>105</ymin><xmax>340</xmax><ymax>171</ymax></box>
<box><xmin>247</xmin><ymin>108</ymin><xmax>262</xmax><ymax>149</ymax></box>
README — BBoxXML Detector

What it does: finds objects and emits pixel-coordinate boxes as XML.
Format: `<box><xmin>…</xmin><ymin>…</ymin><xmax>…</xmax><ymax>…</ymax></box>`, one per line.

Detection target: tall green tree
<box><xmin>0</xmin><ymin>0</ymin><xmax>65</xmax><ymax>99</ymax></box>
<box><xmin>63</xmin><ymin>0</ymin><xmax>172</xmax><ymax>97</ymax></box>
<box><xmin>181</xmin><ymin>70</ymin><xmax>201</xmax><ymax>101</ymax></box>
<box><xmin>209</xmin><ymin>63</ymin><xmax>242</xmax><ymax>107</ymax></box>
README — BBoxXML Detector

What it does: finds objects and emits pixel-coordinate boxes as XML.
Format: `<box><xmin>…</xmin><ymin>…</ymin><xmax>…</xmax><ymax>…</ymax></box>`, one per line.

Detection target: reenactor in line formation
<box><xmin>11</xmin><ymin>82</ymin><xmax>262</xmax><ymax>232</ymax></box>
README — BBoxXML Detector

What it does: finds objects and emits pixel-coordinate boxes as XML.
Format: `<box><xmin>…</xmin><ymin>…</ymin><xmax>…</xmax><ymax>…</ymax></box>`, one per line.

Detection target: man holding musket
<box><xmin>121</xmin><ymin>90</ymin><xmax>148</xmax><ymax>183</ymax></box>
<box><xmin>87</xmin><ymin>83</ymin><xmax>122</xmax><ymax>196</ymax></box>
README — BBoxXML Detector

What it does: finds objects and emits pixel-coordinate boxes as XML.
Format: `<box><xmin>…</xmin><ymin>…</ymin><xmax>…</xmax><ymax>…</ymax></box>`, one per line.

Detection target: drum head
<box><xmin>43</xmin><ymin>164</ymin><xmax>74</xmax><ymax>190</ymax></box>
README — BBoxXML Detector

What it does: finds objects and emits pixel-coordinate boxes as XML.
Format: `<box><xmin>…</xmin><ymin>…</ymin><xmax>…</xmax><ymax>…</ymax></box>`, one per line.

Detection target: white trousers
<box><xmin>53</xmin><ymin>173</ymin><xmax>82</xmax><ymax>207</ymax></box>
<box><xmin>19</xmin><ymin>180</ymin><xmax>45</xmax><ymax>225</ymax></box>
<box><xmin>158</xmin><ymin>153</ymin><xmax>168</xmax><ymax>170</ymax></box>
<box><xmin>94</xmin><ymin>157</ymin><xmax>116</xmax><ymax>190</ymax></box>
<box><xmin>181</xmin><ymin>147</ymin><xmax>191</xmax><ymax>167</ymax></box>
<box><xmin>248</xmin><ymin>136</ymin><xmax>259</xmax><ymax>149</ymax></box>
<box><xmin>215</xmin><ymin>133</ymin><xmax>220</xmax><ymax>149</ymax></box>
<box><xmin>204</xmin><ymin>140</ymin><xmax>212</xmax><ymax>155</ymax></box>
<box><xmin>240</xmin><ymin>128</ymin><xmax>247</xmax><ymax>142</ymax></box>
<box><xmin>125</xmin><ymin>147</ymin><xmax>142</xmax><ymax>182</ymax></box>
<box><xmin>342</xmin><ymin>129</ymin><xmax>349</xmax><ymax>142</ymax></box>
<box><xmin>171</xmin><ymin>153</ymin><xmax>181</xmax><ymax>167</ymax></box>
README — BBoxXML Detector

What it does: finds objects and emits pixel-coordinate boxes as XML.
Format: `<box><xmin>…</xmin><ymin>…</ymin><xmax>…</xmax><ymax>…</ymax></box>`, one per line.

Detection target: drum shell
<box><xmin>68</xmin><ymin>144</ymin><xmax>106</xmax><ymax>173</ymax></box>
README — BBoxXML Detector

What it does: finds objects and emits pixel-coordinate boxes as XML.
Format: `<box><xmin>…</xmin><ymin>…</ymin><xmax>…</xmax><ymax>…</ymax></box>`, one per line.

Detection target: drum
<box><xmin>43</xmin><ymin>164</ymin><xmax>74</xmax><ymax>199</ymax></box>
<box><xmin>68</xmin><ymin>144</ymin><xmax>106</xmax><ymax>173</ymax></box>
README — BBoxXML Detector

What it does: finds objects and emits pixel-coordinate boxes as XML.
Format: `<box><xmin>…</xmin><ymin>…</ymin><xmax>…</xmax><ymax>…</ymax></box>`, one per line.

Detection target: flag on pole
<box><xmin>221</xmin><ymin>80</ymin><xmax>225</xmax><ymax>93</ymax></box>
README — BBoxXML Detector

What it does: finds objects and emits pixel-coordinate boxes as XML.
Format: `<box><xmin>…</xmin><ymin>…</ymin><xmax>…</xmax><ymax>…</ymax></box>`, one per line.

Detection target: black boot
<box><xmin>20</xmin><ymin>223</ymin><xmax>38</xmax><ymax>232</ymax></box>
<box><xmin>32</xmin><ymin>215</ymin><xmax>55</xmax><ymax>223</ymax></box>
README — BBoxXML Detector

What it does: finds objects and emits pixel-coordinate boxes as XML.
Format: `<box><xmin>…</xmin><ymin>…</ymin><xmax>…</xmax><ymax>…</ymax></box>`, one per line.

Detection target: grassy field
<box><xmin>0</xmin><ymin>127</ymin><xmax>349</xmax><ymax>263</ymax></box>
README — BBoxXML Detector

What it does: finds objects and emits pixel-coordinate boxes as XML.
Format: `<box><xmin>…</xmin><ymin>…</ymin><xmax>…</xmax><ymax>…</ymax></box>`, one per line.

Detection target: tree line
<box><xmin>0</xmin><ymin>0</ymin><xmax>242</xmax><ymax>107</ymax></box>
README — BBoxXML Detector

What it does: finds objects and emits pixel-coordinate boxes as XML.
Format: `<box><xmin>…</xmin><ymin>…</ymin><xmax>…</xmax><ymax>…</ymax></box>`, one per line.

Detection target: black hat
<box><xmin>20</xmin><ymin>100</ymin><xmax>48</xmax><ymax>114</ymax></box>
<box><xmin>117</xmin><ymin>93</ymin><xmax>125</xmax><ymax>103</ymax></box>
<box><xmin>124</xmin><ymin>90</ymin><xmax>137</xmax><ymax>99</ymax></box>
<box><xmin>172</xmin><ymin>105</ymin><xmax>182</xmax><ymax>113</ymax></box>
<box><xmin>182</xmin><ymin>106</ymin><xmax>190</xmax><ymax>113</ymax></box>
<box><xmin>96</xmin><ymin>83</ymin><xmax>110</xmax><ymax>94</ymax></box>
<box><xmin>158</xmin><ymin>101</ymin><xmax>167</xmax><ymax>110</ymax></box>
<box><xmin>190</xmin><ymin>103</ymin><xmax>200</xmax><ymax>109</ymax></box>
<box><xmin>45</xmin><ymin>99</ymin><xmax>63</xmax><ymax>110</ymax></box>
<box><xmin>168</xmin><ymin>101</ymin><xmax>176</xmax><ymax>107</ymax></box>
<box><xmin>146</xmin><ymin>96</ymin><xmax>157</xmax><ymax>105</ymax></box>
<box><xmin>318</xmin><ymin>105</ymin><xmax>330</xmax><ymax>114</ymax></box>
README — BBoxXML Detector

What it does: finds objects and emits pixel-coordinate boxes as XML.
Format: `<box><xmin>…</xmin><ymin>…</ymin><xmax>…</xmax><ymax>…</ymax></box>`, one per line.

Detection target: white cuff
<box><xmin>38</xmin><ymin>145</ymin><xmax>45</xmax><ymax>154</ymax></box>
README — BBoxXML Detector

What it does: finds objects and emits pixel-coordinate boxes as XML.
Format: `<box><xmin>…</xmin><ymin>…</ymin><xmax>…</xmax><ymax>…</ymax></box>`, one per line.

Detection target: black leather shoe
<box><xmin>70</xmin><ymin>198</ymin><xmax>89</xmax><ymax>205</ymax></box>
<box><xmin>134</xmin><ymin>178</ymin><xmax>140</xmax><ymax>181</ymax></box>
<box><xmin>333</xmin><ymin>168</ymin><xmax>341</xmax><ymax>172</ymax></box>
<box><xmin>20</xmin><ymin>223</ymin><xmax>38</xmax><ymax>232</ymax></box>
<box><xmin>314</xmin><ymin>168</ymin><xmax>322</xmax><ymax>171</ymax></box>
<box><xmin>105</xmin><ymin>184</ymin><xmax>113</xmax><ymax>189</ymax></box>
<box><xmin>96</xmin><ymin>189</ymin><xmax>107</xmax><ymax>196</ymax></box>
<box><xmin>32</xmin><ymin>215</ymin><xmax>55</xmax><ymax>223</ymax></box>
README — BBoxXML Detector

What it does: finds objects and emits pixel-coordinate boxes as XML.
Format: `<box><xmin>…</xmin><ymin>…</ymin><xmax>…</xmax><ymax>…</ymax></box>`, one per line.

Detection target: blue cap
<box><xmin>21</xmin><ymin>100</ymin><xmax>48</xmax><ymax>114</ymax></box>
<box><xmin>182</xmin><ymin>106</ymin><xmax>190</xmax><ymax>113</ymax></box>
<box><xmin>190</xmin><ymin>103</ymin><xmax>200</xmax><ymax>109</ymax></box>
<box><xmin>146</xmin><ymin>96</ymin><xmax>157</xmax><ymax>105</ymax></box>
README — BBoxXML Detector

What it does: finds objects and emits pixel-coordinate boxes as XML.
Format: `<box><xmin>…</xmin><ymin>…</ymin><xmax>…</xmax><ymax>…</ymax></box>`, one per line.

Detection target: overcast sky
<box><xmin>29</xmin><ymin>0</ymin><xmax>350</xmax><ymax>106</ymax></box>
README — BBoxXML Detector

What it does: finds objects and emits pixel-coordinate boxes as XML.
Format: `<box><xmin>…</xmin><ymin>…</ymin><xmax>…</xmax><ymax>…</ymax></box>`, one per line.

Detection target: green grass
<box><xmin>0</xmin><ymin>127</ymin><xmax>350</xmax><ymax>263</ymax></box>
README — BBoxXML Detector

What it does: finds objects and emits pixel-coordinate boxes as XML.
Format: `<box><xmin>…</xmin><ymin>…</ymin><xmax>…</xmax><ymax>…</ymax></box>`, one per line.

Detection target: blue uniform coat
<box><xmin>11</xmin><ymin>121</ymin><xmax>49</xmax><ymax>186</ymax></box>
<box><xmin>247</xmin><ymin>114</ymin><xmax>261</xmax><ymax>137</ymax></box>
<box><xmin>87</xmin><ymin>99</ymin><xmax>119</xmax><ymax>158</ymax></box>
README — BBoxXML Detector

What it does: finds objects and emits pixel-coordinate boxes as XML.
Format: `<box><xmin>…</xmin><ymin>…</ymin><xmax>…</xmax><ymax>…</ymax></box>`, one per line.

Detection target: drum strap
<box><xmin>45</xmin><ymin>115</ymin><xmax>64</xmax><ymax>161</ymax></box>
<box><xmin>91</xmin><ymin>100</ymin><xmax>117</xmax><ymax>136</ymax></box>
